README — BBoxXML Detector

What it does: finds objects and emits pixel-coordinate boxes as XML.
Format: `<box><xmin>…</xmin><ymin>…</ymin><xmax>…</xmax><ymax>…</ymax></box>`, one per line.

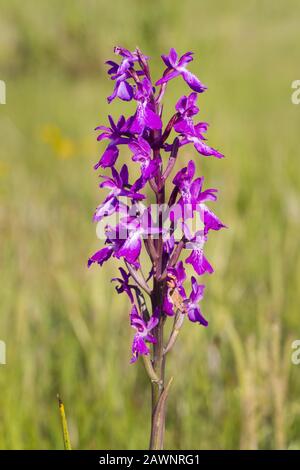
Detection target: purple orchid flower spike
<box><xmin>130</xmin><ymin>305</ymin><xmax>158</xmax><ymax>363</ymax></box>
<box><xmin>156</xmin><ymin>48</ymin><xmax>207</xmax><ymax>93</ymax></box>
<box><xmin>89</xmin><ymin>46</ymin><xmax>225</xmax><ymax>450</ymax></box>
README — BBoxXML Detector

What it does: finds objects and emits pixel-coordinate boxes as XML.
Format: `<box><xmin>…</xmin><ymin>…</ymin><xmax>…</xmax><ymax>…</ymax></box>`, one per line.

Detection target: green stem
<box><xmin>149</xmin><ymin>313</ymin><xmax>166</xmax><ymax>449</ymax></box>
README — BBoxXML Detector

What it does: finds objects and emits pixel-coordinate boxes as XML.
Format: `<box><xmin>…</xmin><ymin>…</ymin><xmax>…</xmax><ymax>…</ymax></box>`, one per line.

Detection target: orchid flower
<box><xmin>156</xmin><ymin>48</ymin><xmax>207</xmax><ymax>93</ymax></box>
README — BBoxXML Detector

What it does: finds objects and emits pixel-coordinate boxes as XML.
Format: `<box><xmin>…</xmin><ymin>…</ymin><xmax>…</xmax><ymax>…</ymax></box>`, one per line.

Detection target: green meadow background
<box><xmin>1</xmin><ymin>0</ymin><xmax>300</xmax><ymax>450</ymax></box>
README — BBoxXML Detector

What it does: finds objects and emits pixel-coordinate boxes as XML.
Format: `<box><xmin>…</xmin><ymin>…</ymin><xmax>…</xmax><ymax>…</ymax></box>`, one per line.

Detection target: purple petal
<box><xmin>107</xmin><ymin>85</ymin><xmax>118</xmax><ymax>104</ymax></box>
<box><xmin>169</xmin><ymin>48</ymin><xmax>178</xmax><ymax>67</ymax></box>
<box><xmin>129</xmin><ymin>136</ymin><xmax>151</xmax><ymax>156</ymax></box>
<box><xmin>117</xmin><ymin>80</ymin><xmax>133</xmax><ymax>101</ymax></box>
<box><xmin>185</xmin><ymin>249</ymin><xmax>214</xmax><ymax>275</ymax></box>
<box><xmin>130</xmin><ymin>336</ymin><xmax>149</xmax><ymax>363</ymax></box>
<box><xmin>174</xmin><ymin>260</ymin><xmax>187</xmax><ymax>284</ymax></box>
<box><xmin>177</xmin><ymin>52</ymin><xmax>194</xmax><ymax>67</ymax></box>
<box><xmin>120</xmin><ymin>164</ymin><xmax>129</xmax><ymax>186</ymax></box>
<box><xmin>116</xmin><ymin>115</ymin><xmax>126</xmax><ymax>129</ymax></box>
<box><xmin>194</xmin><ymin>141</ymin><xmax>224</xmax><ymax>158</ymax></box>
<box><xmin>190</xmin><ymin>177</ymin><xmax>204</xmax><ymax>199</ymax></box>
<box><xmin>163</xmin><ymin>295</ymin><xmax>175</xmax><ymax>316</ymax></box>
<box><xmin>94</xmin><ymin>145</ymin><xmax>119</xmax><ymax>169</ymax></box>
<box><xmin>145</xmin><ymin>333</ymin><xmax>157</xmax><ymax>344</ymax></box>
<box><xmin>115</xmin><ymin>231</ymin><xmax>142</xmax><ymax>264</ymax></box>
<box><xmin>181</xmin><ymin>69</ymin><xmax>207</xmax><ymax>93</ymax></box>
<box><xmin>181</xmin><ymin>70</ymin><xmax>207</xmax><ymax>93</ymax></box>
<box><xmin>161</xmin><ymin>54</ymin><xmax>171</xmax><ymax>68</ymax></box>
<box><xmin>175</xmin><ymin>95</ymin><xmax>188</xmax><ymax>113</ymax></box>
<box><xmin>144</xmin><ymin>105</ymin><xmax>162</xmax><ymax>130</ymax></box>
<box><xmin>174</xmin><ymin>118</ymin><xmax>194</xmax><ymax>134</ymax></box>
<box><xmin>155</xmin><ymin>69</ymin><xmax>181</xmax><ymax>86</ymax></box>
<box><xmin>108</xmin><ymin>115</ymin><xmax>116</xmax><ymax>130</ymax></box>
<box><xmin>147</xmin><ymin>315</ymin><xmax>159</xmax><ymax>331</ymax></box>
<box><xmin>187</xmin><ymin>160</ymin><xmax>196</xmax><ymax>179</ymax></box>
<box><xmin>106</xmin><ymin>60</ymin><xmax>119</xmax><ymax>75</ymax></box>
<box><xmin>190</xmin><ymin>277</ymin><xmax>205</xmax><ymax>303</ymax></box>
<box><xmin>87</xmin><ymin>246</ymin><xmax>113</xmax><ymax>267</ymax></box>
<box><xmin>198</xmin><ymin>188</ymin><xmax>218</xmax><ymax>202</ymax></box>
<box><xmin>130</xmin><ymin>104</ymin><xmax>144</xmax><ymax>134</ymax></box>
<box><xmin>187</xmin><ymin>305</ymin><xmax>208</xmax><ymax>326</ymax></box>
<box><xmin>194</xmin><ymin>122</ymin><xmax>209</xmax><ymax>138</ymax></box>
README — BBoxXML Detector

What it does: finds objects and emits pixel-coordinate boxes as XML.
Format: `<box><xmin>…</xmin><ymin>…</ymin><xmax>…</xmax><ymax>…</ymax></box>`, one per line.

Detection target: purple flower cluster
<box><xmin>89</xmin><ymin>47</ymin><xmax>225</xmax><ymax>363</ymax></box>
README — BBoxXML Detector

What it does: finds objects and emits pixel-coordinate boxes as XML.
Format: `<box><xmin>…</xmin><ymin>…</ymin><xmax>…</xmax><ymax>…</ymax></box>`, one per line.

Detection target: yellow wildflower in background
<box><xmin>41</xmin><ymin>124</ymin><xmax>76</xmax><ymax>160</ymax></box>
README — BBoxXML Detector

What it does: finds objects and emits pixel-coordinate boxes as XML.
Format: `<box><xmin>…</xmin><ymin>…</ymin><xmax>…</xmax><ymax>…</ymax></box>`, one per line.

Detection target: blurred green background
<box><xmin>1</xmin><ymin>0</ymin><xmax>300</xmax><ymax>450</ymax></box>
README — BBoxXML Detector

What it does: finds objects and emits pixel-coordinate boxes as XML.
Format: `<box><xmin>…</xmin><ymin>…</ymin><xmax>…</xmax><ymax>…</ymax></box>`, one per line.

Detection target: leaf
<box><xmin>57</xmin><ymin>394</ymin><xmax>72</xmax><ymax>450</ymax></box>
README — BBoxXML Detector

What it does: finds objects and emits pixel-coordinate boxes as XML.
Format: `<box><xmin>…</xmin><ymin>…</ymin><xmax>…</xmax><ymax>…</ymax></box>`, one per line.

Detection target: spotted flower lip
<box><xmin>90</xmin><ymin>46</ymin><xmax>225</xmax><ymax>362</ymax></box>
<box><xmin>156</xmin><ymin>48</ymin><xmax>207</xmax><ymax>93</ymax></box>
